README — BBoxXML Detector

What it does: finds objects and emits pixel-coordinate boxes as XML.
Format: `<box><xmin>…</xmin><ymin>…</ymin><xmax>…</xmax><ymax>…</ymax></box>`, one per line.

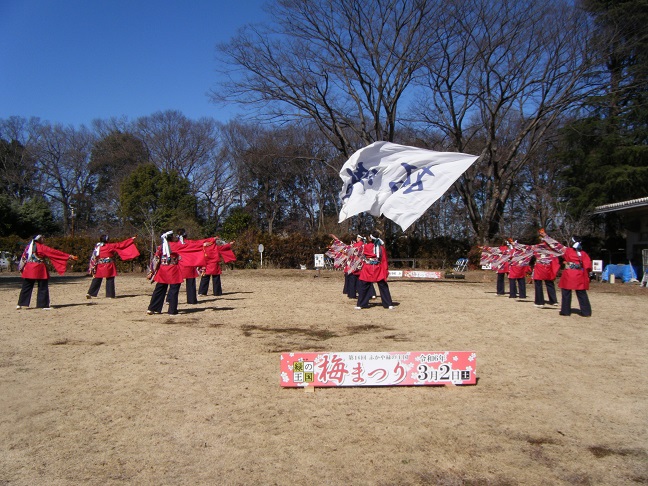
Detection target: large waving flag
<box><xmin>338</xmin><ymin>141</ymin><xmax>479</xmax><ymax>231</ymax></box>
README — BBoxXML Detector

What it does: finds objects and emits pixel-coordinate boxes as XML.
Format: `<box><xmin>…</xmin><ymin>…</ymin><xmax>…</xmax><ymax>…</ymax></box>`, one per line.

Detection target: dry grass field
<box><xmin>1</xmin><ymin>269</ymin><xmax>646</xmax><ymax>485</ymax></box>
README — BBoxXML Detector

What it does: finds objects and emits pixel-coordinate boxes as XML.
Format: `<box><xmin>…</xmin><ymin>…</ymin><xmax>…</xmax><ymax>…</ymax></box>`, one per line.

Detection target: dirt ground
<box><xmin>0</xmin><ymin>268</ymin><xmax>646</xmax><ymax>485</ymax></box>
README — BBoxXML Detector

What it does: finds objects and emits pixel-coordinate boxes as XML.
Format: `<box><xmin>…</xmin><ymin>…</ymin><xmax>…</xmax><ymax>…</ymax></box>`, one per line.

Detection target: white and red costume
<box><xmin>17</xmin><ymin>238</ymin><xmax>74</xmax><ymax>309</ymax></box>
<box><xmin>198</xmin><ymin>241</ymin><xmax>236</xmax><ymax>296</ymax></box>
<box><xmin>147</xmin><ymin>233</ymin><xmax>213</xmax><ymax>315</ymax></box>
<box><xmin>541</xmin><ymin>233</ymin><xmax>592</xmax><ymax>317</ymax></box>
<box><xmin>87</xmin><ymin>237</ymin><xmax>139</xmax><ymax>298</ymax></box>
<box><xmin>356</xmin><ymin>237</ymin><xmax>393</xmax><ymax>309</ymax></box>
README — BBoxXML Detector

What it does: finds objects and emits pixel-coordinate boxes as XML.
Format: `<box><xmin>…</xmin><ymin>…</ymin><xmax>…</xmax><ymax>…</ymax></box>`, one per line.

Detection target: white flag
<box><xmin>338</xmin><ymin>141</ymin><xmax>479</xmax><ymax>231</ymax></box>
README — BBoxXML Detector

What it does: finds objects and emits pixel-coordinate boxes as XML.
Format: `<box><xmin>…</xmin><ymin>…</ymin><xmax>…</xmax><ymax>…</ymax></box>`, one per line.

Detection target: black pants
<box><xmin>357</xmin><ymin>280</ymin><xmax>392</xmax><ymax>308</ymax></box>
<box><xmin>534</xmin><ymin>279</ymin><xmax>557</xmax><ymax>305</ymax></box>
<box><xmin>346</xmin><ymin>273</ymin><xmax>359</xmax><ymax>299</ymax></box>
<box><xmin>185</xmin><ymin>278</ymin><xmax>198</xmax><ymax>304</ymax></box>
<box><xmin>496</xmin><ymin>272</ymin><xmax>507</xmax><ymax>295</ymax></box>
<box><xmin>198</xmin><ymin>274</ymin><xmax>222</xmax><ymax>296</ymax></box>
<box><xmin>560</xmin><ymin>288</ymin><xmax>592</xmax><ymax>316</ymax></box>
<box><xmin>509</xmin><ymin>278</ymin><xmax>526</xmax><ymax>298</ymax></box>
<box><xmin>87</xmin><ymin>277</ymin><xmax>115</xmax><ymax>298</ymax></box>
<box><xmin>18</xmin><ymin>278</ymin><xmax>49</xmax><ymax>308</ymax></box>
<box><xmin>149</xmin><ymin>283</ymin><xmax>181</xmax><ymax>314</ymax></box>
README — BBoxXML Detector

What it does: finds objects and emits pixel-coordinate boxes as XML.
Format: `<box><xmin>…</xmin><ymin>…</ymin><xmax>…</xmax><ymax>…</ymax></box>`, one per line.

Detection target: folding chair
<box><xmin>453</xmin><ymin>258</ymin><xmax>468</xmax><ymax>272</ymax></box>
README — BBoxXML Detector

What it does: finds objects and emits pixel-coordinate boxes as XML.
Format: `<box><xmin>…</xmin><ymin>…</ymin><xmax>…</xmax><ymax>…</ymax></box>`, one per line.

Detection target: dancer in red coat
<box><xmin>16</xmin><ymin>235</ymin><xmax>78</xmax><ymax>310</ymax></box>
<box><xmin>479</xmin><ymin>242</ymin><xmax>511</xmax><ymax>296</ymax></box>
<box><xmin>540</xmin><ymin>230</ymin><xmax>592</xmax><ymax>317</ymax></box>
<box><xmin>530</xmin><ymin>241</ymin><xmax>560</xmax><ymax>308</ymax></box>
<box><xmin>198</xmin><ymin>238</ymin><xmax>236</xmax><ymax>296</ymax></box>
<box><xmin>86</xmin><ymin>235</ymin><xmax>139</xmax><ymax>298</ymax></box>
<box><xmin>176</xmin><ymin>229</ymin><xmax>214</xmax><ymax>304</ymax></box>
<box><xmin>507</xmin><ymin>240</ymin><xmax>532</xmax><ymax>299</ymax></box>
<box><xmin>328</xmin><ymin>234</ymin><xmax>372</xmax><ymax>299</ymax></box>
<box><xmin>355</xmin><ymin>235</ymin><xmax>394</xmax><ymax>310</ymax></box>
<box><xmin>147</xmin><ymin>231</ymin><xmax>214</xmax><ymax>315</ymax></box>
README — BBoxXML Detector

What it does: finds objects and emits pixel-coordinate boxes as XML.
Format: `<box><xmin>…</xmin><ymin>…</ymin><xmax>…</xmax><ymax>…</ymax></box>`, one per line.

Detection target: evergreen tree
<box><xmin>559</xmin><ymin>0</ymin><xmax>648</xmax><ymax>216</ymax></box>
<box><xmin>119</xmin><ymin>164</ymin><xmax>199</xmax><ymax>246</ymax></box>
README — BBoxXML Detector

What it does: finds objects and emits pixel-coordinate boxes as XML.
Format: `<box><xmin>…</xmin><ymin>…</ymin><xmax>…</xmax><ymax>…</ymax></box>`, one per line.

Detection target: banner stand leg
<box><xmin>304</xmin><ymin>386</ymin><xmax>315</xmax><ymax>394</ymax></box>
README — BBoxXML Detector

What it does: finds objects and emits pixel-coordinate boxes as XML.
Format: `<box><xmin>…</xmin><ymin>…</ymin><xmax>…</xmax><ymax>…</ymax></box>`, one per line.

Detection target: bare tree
<box><xmin>212</xmin><ymin>0</ymin><xmax>435</xmax><ymax>158</ymax></box>
<box><xmin>0</xmin><ymin>116</ymin><xmax>44</xmax><ymax>203</ymax></box>
<box><xmin>412</xmin><ymin>0</ymin><xmax>599</xmax><ymax>243</ymax></box>
<box><xmin>192</xmin><ymin>145</ymin><xmax>238</xmax><ymax>229</ymax></box>
<box><xmin>134</xmin><ymin>110</ymin><xmax>220</xmax><ymax>188</ymax></box>
<box><xmin>34</xmin><ymin>124</ymin><xmax>97</xmax><ymax>234</ymax></box>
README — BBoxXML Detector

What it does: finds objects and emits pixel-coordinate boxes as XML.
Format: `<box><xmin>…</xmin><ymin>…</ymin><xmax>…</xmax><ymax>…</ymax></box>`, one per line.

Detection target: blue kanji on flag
<box><xmin>389</xmin><ymin>163</ymin><xmax>435</xmax><ymax>193</ymax></box>
<box><xmin>342</xmin><ymin>162</ymin><xmax>378</xmax><ymax>200</ymax></box>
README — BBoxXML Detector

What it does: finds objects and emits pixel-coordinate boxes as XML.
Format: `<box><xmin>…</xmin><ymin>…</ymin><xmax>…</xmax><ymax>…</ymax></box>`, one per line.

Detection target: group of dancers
<box><xmin>326</xmin><ymin>233</ymin><xmax>394</xmax><ymax>310</ymax></box>
<box><xmin>15</xmin><ymin>231</ymin><xmax>235</xmax><ymax>315</ymax></box>
<box><xmin>480</xmin><ymin>229</ymin><xmax>593</xmax><ymax>317</ymax></box>
<box><xmin>14</xmin><ymin>228</ymin><xmax>592</xmax><ymax>317</ymax></box>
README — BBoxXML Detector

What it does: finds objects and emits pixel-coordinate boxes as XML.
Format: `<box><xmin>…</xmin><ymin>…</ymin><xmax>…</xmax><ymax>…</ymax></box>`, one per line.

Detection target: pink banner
<box><xmin>403</xmin><ymin>270</ymin><xmax>443</xmax><ymax>279</ymax></box>
<box><xmin>280</xmin><ymin>351</ymin><xmax>477</xmax><ymax>387</ymax></box>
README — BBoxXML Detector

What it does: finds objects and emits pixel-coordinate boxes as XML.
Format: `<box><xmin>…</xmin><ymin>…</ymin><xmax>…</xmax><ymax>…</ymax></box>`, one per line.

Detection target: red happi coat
<box><xmin>559</xmin><ymin>248</ymin><xmax>592</xmax><ymax>290</ymax></box>
<box><xmin>20</xmin><ymin>243</ymin><xmax>72</xmax><ymax>279</ymax></box>
<box><xmin>153</xmin><ymin>240</ymin><xmax>211</xmax><ymax>285</ymax></box>
<box><xmin>90</xmin><ymin>238</ymin><xmax>139</xmax><ymax>278</ymax></box>
<box><xmin>359</xmin><ymin>242</ymin><xmax>389</xmax><ymax>283</ymax></box>
<box><xmin>542</xmin><ymin>235</ymin><xmax>592</xmax><ymax>290</ymax></box>
<box><xmin>203</xmin><ymin>242</ymin><xmax>236</xmax><ymax>276</ymax></box>
<box><xmin>178</xmin><ymin>238</ymin><xmax>214</xmax><ymax>279</ymax></box>
<box><xmin>530</xmin><ymin>242</ymin><xmax>560</xmax><ymax>281</ymax></box>
<box><xmin>507</xmin><ymin>242</ymin><xmax>532</xmax><ymax>279</ymax></box>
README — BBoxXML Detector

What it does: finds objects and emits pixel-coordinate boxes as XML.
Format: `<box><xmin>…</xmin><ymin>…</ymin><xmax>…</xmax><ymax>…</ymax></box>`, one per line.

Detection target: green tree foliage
<box><xmin>90</xmin><ymin>130</ymin><xmax>149</xmax><ymax>224</ymax></box>
<box><xmin>0</xmin><ymin>194</ymin><xmax>58</xmax><ymax>237</ymax></box>
<box><xmin>219</xmin><ymin>207</ymin><xmax>254</xmax><ymax>241</ymax></box>
<box><xmin>119</xmin><ymin>164</ymin><xmax>199</xmax><ymax>241</ymax></box>
<box><xmin>18</xmin><ymin>197</ymin><xmax>59</xmax><ymax>236</ymax></box>
<box><xmin>559</xmin><ymin>0</ymin><xmax>648</xmax><ymax>216</ymax></box>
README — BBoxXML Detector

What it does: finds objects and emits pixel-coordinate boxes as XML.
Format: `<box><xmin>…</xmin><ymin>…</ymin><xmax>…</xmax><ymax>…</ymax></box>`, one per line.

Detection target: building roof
<box><xmin>593</xmin><ymin>197</ymin><xmax>648</xmax><ymax>214</ymax></box>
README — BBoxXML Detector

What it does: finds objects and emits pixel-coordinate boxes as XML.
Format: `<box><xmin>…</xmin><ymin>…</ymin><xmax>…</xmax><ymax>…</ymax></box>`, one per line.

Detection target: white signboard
<box><xmin>592</xmin><ymin>260</ymin><xmax>603</xmax><ymax>273</ymax></box>
<box><xmin>314</xmin><ymin>254</ymin><xmax>325</xmax><ymax>268</ymax></box>
<box><xmin>388</xmin><ymin>270</ymin><xmax>403</xmax><ymax>278</ymax></box>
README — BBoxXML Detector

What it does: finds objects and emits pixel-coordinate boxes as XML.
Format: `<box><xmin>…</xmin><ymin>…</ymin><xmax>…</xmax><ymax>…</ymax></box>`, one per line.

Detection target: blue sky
<box><xmin>0</xmin><ymin>0</ymin><xmax>268</xmax><ymax>127</ymax></box>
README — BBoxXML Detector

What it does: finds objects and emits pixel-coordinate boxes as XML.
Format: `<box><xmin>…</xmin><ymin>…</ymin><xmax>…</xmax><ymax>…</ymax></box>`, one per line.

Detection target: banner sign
<box><xmin>388</xmin><ymin>270</ymin><xmax>443</xmax><ymax>279</ymax></box>
<box><xmin>280</xmin><ymin>351</ymin><xmax>477</xmax><ymax>387</ymax></box>
<box><xmin>404</xmin><ymin>270</ymin><xmax>443</xmax><ymax>279</ymax></box>
<box><xmin>592</xmin><ymin>260</ymin><xmax>603</xmax><ymax>273</ymax></box>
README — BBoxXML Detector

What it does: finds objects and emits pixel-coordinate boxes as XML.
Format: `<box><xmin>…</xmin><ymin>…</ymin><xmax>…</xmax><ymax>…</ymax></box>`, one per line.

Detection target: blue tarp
<box><xmin>601</xmin><ymin>264</ymin><xmax>639</xmax><ymax>283</ymax></box>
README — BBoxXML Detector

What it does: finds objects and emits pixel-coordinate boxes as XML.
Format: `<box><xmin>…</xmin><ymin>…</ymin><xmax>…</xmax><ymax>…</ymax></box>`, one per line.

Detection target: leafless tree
<box><xmin>134</xmin><ymin>110</ymin><xmax>220</xmax><ymax>188</ymax></box>
<box><xmin>412</xmin><ymin>0</ymin><xmax>599</xmax><ymax>243</ymax></box>
<box><xmin>34</xmin><ymin>123</ymin><xmax>97</xmax><ymax>233</ymax></box>
<box><xmin>192</xmin><ymin>144</ymin><xmax>238</xmax><ymax>229</ymax></box>
<box><xmin>0</xmin><ymin>116</ymin><xmax>43</xmax><ymax>203</ymax></box>
<box><xmin>212</xmin><ymin>0</ymin><xmax>435</xmax><ymax>158</ymax></box>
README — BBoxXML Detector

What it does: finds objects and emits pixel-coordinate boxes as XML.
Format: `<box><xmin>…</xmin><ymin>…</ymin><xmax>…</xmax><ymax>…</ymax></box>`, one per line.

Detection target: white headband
<box><xmin>161</xmin><ymin>231</ymin><xmax>173</xmax><ymax>257</ymax></box>
<box><xmin>27</xmin><ymin>236</ymin><xmax>42</xmax><ymax>259</ymax></box>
